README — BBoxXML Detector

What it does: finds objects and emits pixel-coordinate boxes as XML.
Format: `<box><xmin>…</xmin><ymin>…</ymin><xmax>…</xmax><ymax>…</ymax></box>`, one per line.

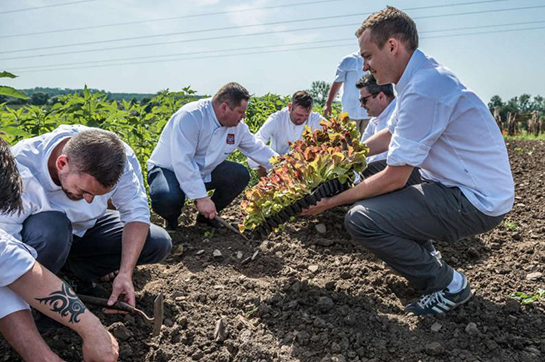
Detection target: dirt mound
<box><xmin>2</xmin><ymin>140</ymin><xmax>544</xmax><ymax>361</ymax></box>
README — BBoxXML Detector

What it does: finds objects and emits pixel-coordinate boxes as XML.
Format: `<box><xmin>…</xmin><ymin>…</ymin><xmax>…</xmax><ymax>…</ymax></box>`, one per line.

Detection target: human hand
<box><xmin>196</xmin><ymin>197</ymin><xmax>217</xmax><ymax>219</ymax></box>
<box><xmin>82</xmin><ymin>325</ymin><xmax>119</xmax><ymax>362</ymax></box>
<box><xmin>106</xmin><ymin>272</ymin><xmax>135</xmax><ymax>313</ymax></box>
<box><xmin>300</xmin><ymin>198</ymin><xmax>331</xmax><ymax>216</ymax></box>
<box><xmin>323</xmin><ymin>104</ymin><xmax>332</xmax><ymax>118</ymax></box>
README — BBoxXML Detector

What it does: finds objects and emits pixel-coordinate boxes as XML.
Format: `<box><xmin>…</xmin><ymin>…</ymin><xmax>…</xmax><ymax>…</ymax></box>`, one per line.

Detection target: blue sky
<box><xmin>1</xmin><ymin>0</ymin><xmax>544</xmax><ymax>103</ymax></box>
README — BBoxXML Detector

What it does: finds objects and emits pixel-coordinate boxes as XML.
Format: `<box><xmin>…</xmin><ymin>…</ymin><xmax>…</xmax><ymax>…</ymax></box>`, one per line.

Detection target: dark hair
<box><xmin>356</xmin><ymin>73</ymin><xmax>395</xmax><ymax>99</ymax></box>
<box><xmin>212</xmin><ymin>82</ymin><xmax>251</xmax><ymax>109</ymax></box>
<box><xmin>63</xmin><ymin>129</ymin><xmax>126</xmax><ymax>188</ymax></box>
<box><xmin>0</xmin><ymin>137</ymin><xmax>23</xmax><ymax>214</ymax></box>
<box><xmin>291</xmin><ymin>90</ymin><xmax>313</xmax><ymax>109</ymax></box>
<box><xmin>355</xmin><ymin>6</ymin><xmax>418</xmax><ymax>51</ymax></box>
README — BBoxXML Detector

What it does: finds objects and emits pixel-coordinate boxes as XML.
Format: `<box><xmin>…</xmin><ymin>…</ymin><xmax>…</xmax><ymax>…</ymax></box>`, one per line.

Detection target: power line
<box><xmin>13</xmin><ymin>25</ymin><xmax>545</xmax><ymax>74</ymax></box>
<box><xmin>0</xmin><ymin>3</ymin><xmax>542</xmax><ymax>61</ymax></box>
<box><xmin>10</xmin><ymin>20</ymin><xmax>544</xmax><ymax>71</ymax></box>
<box><xmin>0</xmin><ymin>0</ymin><xmax>97</xmax><ymax>15</ymax></box>
<box><xmin>0</xmin><ymin>0</ymin><xmax>514</xmax><ymax>54</ymax></box>
<box><xmin>0</xmin><ymin>0</ymin><xmax>343</xmax><ymax>39</ymax></box>
<box><xmin>0</xmin><ymin>23</ymin><xmax>356</xmax><ymax>61</ymax></box>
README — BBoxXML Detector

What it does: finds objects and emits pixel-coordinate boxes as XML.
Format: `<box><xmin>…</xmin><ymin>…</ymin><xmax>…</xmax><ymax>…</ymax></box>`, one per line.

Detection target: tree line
<box><xmin>488</xmin><ymin>94</ymin><xmax>545</xmax><ymax>136</ymax></box>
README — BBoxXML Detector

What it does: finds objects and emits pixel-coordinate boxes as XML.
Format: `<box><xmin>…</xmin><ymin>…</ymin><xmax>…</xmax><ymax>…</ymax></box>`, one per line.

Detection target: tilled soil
<box><xmin>2</xmin><ymin>140</ymin><xmax>544</xmax><ymax>362</ymax></box>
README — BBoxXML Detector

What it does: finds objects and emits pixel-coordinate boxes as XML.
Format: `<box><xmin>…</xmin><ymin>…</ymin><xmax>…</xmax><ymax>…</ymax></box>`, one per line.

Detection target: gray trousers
<box><xmin>345</xmin><ymin>160</ymin><xmax>505</xmax><ymax>293</ymax></box>
<box><xmin>21</xmin><ymin>210</ymin><xmax>172</xmax><ymax>282</ymax></box>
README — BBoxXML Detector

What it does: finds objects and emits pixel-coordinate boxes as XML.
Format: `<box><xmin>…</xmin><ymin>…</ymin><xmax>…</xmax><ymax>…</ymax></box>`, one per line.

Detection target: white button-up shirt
<box><xmin>248</xmin><ymin>107</ymin><xmax>324</xmax><ymax>169</ymax></box>
<box><xmin>147</xmin><ymin>98</ymin><xmax>277</xmax><ymax>199</ymax></box>
<box><xmin>361</xmin><ymin>99</ymin><xmax>396</xmax><ymax>163</ymax></box>
<box><xmin>0</xmin><ymin>125</ymin><xmax>150</xmax><ymax>239</ymax></box>
<box><xmin>0</xmin><ymin>229</ymin><xmax>37</xmax><ymax>319</ymax></box>
<box><xmin>334</xmin><ymin>52</ymin><xmax>369</xmax><ymax>120</ymax></box>
<box><xmin>386</xmin><ymin>49</ymin><xmax>514</xmax><ymax>217</ymax></box>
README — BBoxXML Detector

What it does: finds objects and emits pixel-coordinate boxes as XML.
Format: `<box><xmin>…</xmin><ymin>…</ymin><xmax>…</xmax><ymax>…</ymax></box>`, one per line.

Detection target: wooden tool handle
<box><xmin>78</xmin><ymin>294</ymin><xmax>136</xmax><ymax>313</ymax></box>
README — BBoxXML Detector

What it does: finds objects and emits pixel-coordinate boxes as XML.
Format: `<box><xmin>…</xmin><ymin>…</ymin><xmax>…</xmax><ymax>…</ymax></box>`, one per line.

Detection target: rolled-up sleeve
<box><xmin>171</xmin><ymin>114</ymin><xmax>208</xmax><ymax>200</ymax></box>
<box><xmin>238</xmin><ymin>123</ymin><xmax>278</xmax><ymax>170</ymax></box>
<box><xmin>0</xmin><ymin>235</ymin><xmax>37</xmax><ymax>319</ymax></box>
<box><xmin>387</xmin><ymin>92</ymin><xmax>448</xmax><ymax>167</ymax></box>
<box><xmin>334</xmin><ymin>59</ymin><xmax>348</xmax><ymax>83</ymax></box>
<box><xmin>110</xmin><ymin>149</ymin><xmax>151</xmax><ymax>226</ymax></box>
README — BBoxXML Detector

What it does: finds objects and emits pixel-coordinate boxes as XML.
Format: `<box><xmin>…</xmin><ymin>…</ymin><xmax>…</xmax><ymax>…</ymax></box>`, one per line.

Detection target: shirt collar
<box><xmin>395</xmin><ymin>49</ymin><xmax>427</xmax><ymax>95</ymax></box>
<box><xmin>205</xmin><ymin>98</ymin><xmax>222</xmax><ymax>128</ymax></box>
<box><xmin>374</xmin><ymin>98</ymin><xmax>397</xmax><ymax>123</ymax></box>
<box><xmin>41</xmin><ymin>139</ymin><xmax>66</xmax><ymax>192</ymax></box>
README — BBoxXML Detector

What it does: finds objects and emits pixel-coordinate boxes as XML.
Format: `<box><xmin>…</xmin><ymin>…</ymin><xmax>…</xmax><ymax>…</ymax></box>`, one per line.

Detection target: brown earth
<box><xmin>1</xmin><ymin>140</ymin><xmax>544</xmax><ymax>362</ymax></box>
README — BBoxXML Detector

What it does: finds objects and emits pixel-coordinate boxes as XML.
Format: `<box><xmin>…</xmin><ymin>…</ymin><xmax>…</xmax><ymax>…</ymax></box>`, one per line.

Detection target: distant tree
<box><xmin>30</xmin><ymin>92</ymin><xmax>49</xmax><ymax>106</ymax></box>
<box><xmin>518</xmin><ymin>94</ymin><xmax>532</xmax><ymax>113</ymax></box>
<box><xmin>531</xmin><ymin>95</ymin><xmax>545</xmax><ymax>112</ymax></box>
<box><xmin>488</xmin><ymin>95</ymin><xmax>504</xmax><ymax>111</ymax></box>
<box><xmin>307</xmin><ymin>80</ymin><xmax>331</xmax><ymax>106</ymax></box>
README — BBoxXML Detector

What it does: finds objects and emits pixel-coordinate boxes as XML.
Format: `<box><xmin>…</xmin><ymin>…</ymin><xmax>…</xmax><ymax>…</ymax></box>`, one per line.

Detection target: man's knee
<box><xmin>232</xmin><ymin>163</ymin><xmax>250</xmax><ymax>187</ymax></box>
<box><xmin>344</xmin><ymin>204</ymin><xmax>379</xmax><ymax>244</ymax></box>
<box><xmin>22</xmin><ymin>211</ymin><xmax>72</xmax><ymax>273</ymax></box>
<box><xmin>140</xmin><ymin>225</ymin><xmax>172</xmax><ymax>264</ymax></box>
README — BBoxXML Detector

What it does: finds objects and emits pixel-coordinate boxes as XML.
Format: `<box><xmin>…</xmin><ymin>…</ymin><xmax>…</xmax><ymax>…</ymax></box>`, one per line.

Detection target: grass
<box><xmin>504</xmin><ymin>131</ymin><xmax>545</xmax><ymax>141</ymax></box>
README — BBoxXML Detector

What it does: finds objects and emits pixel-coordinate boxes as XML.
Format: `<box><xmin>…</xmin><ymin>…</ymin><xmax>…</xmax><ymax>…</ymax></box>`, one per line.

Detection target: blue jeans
<box><xmin>147</xmin><ymin>160</ymin><xmax>250</xmax><ymax>222</ymax></box>
<box><xmin>21</xmin><ymin>210</ymin><xmax>172</xmax><ymax>282</ymax></box>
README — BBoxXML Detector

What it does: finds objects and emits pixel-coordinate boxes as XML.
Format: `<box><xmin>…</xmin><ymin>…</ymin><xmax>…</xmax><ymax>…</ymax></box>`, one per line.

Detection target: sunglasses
<box><xmin>359</xmin><ymin>93</ymin><xmax>377</xmax><ymax>106</ymax></box>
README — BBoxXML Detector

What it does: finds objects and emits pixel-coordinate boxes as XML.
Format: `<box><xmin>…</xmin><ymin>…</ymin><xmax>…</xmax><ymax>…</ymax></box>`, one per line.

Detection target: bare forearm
<box><xmin>326</xmin><ymin>82</ymin><xmax>342</xmax><ymax>106</ymax></box>
<box><xmin>303</xmin><ymin>165</ymin><xmax>413</xmax><ymax>216</ymax></box>
<box><xmin>364</xmin><ymin>129</ymin><xmax>391</xmax><ymax>156</ymax></box>
<box><xmin>328</xmin><ymin>169</ymin><xmax>404</xmax><ymax>208</ymax></box>
<box><xmin>119</xmin><ymin>221</ymin><xmax>149</xmax><ymax>277</ymax></box>
<box><xmin>9</xmin><ymin>262</ymin><xmax>102</xmax><ymax>338</ymax></box>
<box><xmin>0</xmin><ymin>310</ymin><xmax>62</xmax><ymax>362</ymax></box>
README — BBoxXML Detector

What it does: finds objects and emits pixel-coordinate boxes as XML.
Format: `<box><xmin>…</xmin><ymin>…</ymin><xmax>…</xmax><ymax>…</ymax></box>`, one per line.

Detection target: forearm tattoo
<box><xmin>35</xmin><ymin>283</ymin><xmax>86</xmax><ymax>323</ymax></box>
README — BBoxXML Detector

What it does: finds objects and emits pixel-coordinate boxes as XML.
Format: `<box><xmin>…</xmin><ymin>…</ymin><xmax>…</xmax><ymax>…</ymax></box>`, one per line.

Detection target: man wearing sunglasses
<box><xmin>356</xmin><ymin>73</ymin><xmax>395</xmax><ymax>164</ymax></box>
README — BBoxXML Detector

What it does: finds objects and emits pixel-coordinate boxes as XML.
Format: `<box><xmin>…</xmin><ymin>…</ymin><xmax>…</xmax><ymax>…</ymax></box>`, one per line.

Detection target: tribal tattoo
<box><xmin>35</xmin><ymin>283</ymin><xmax>86</xmax><ymax>323</ymax></box>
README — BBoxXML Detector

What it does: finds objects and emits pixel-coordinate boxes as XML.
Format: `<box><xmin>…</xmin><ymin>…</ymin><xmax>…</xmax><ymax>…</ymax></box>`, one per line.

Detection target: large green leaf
<box><xmin>0</xmin><ymin>71</ymin><xmax>17</xmax><ymax>79</ymax></box>
<box><xmin>0</xmin><ymin>85</ymin><xmax>29</xmax><ymax>99</ymax></box>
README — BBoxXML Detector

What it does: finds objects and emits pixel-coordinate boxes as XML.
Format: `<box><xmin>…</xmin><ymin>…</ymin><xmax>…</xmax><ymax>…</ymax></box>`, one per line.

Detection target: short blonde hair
<box><xmin>355</xmin><ymin>6</ymin><xmax>418</xmax><ymax>51</ymax></box>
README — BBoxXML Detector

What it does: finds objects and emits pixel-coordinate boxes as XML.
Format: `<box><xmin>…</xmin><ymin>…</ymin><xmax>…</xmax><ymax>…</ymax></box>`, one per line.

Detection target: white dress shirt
<box><xmin>0</xmin><ymin>229</ymin><xmax>37</xmax><ymax>319</ymax></box>
<box><xmin>386</xmin><ymin>49</ymin><xmax>514</xmax><ymax>217</ymax></box>
<box><xmin>0</xmin><ymin>125</ymin><xmax>150</xmax><ymax>239</ymax></box>
<box><xmin>247</xmin><ymin>107</ymin><xmax>324</xmax><ymax>169</ymax></box>
<box><xmin>360</xmin><ymin>99</ymin><xmax>396</xmax><ymax>163</ymax></box>
<box><xmin>147</xmin><ymin>98</ymin><xmax>277</xmax><ymax>199</ymax></box>
<box><xmin>334</xmin><ymin>52</ymin><xmax>369</xmax><ymax>120</ymax></box>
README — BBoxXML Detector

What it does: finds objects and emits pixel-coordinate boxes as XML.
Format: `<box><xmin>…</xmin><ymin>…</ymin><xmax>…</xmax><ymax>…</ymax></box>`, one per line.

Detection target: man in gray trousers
<box><xmin>303</xmin><ymin>6</ymin><xmax>514</xmax><ymax>315</ymax></box>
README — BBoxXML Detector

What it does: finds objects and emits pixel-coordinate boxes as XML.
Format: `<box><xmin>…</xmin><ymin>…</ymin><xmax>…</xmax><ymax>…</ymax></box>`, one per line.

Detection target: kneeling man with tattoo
<box><xmin>0</xmin><ymin>137</ymin><xmax>119</xmax><ymax>361</ymax></box>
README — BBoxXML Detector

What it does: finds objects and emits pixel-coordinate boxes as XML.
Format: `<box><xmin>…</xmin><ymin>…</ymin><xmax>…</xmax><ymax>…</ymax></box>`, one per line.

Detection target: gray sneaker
<box><xmin>404</xmin><ymin>274</ymin><xmax>472</xmax><ymax>316</ymax></box>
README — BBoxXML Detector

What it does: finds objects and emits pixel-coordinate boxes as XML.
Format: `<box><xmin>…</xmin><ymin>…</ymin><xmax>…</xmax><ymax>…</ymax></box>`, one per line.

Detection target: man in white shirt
<box><xmin>0</xmin><ymin>126</ymin><xmax>172</xmax><ymax>312</ymax></box>
<box><xmin>0</xmin><ymin>137</ymin><xmax>118</xmax><ymax>362</ymax></box>
<box><xmin>147</xmin><ymin>82</ymin><xmax>277</xmax><ymax>230</ymax></box>
<box><xmin>303</xmin><ymin>6</ymin><xmax>514</xmax><ymax>316</ymax></box>
<box><xmin>356</xmin><ymin>73</ymin><xmax>395</xmax><ymax>164</ymax></box>
<box><xmin>324</xmin><ymin>51</ymin><xmax>370</xmax><ymax>133</ymax></box>
<box><xmin>249</xmin><ymin>90</ymin><xmax>325</xmax><ymax>177</ymax></box>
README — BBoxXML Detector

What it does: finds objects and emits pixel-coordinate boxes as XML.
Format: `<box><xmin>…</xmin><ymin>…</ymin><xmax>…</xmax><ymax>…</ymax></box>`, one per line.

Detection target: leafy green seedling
<box><xmin>503</xmin><ymin>220</ymin><xmax>518</xmax><ymax>231</ymax></box>
<box><xmin>510</xmin><ymin>289</ymin><xmax>545</xmax><ymax>305</ymax></box>
<box><xmin>204</xmin><ymin>230</ymin><xmax>215</xmax><ymax>238</ymax></box>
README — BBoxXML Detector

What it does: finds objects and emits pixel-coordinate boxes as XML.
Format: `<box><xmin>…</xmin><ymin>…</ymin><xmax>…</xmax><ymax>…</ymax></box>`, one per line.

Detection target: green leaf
<box><xmin>0</xmin><ymin>71</ymin><xmax>17</xmax><ymax>79</ymax></box>
<box><xmin>0</xmin><ymin>86</ymin><xmax>29</xmax><ymax>99</ymax></box>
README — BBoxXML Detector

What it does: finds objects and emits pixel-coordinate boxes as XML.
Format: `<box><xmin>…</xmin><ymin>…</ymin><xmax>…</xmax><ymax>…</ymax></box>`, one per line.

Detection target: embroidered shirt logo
<box><xmin>226</xmin><ymin>133</ymin><xmax>235</xmax><ymax>145</ymax></box>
